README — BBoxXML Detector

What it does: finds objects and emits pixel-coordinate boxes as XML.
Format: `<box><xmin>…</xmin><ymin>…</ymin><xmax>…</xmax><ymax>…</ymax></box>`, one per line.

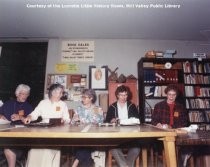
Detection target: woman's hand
<box><xmin>11</xmin><ymin>114</ymin><xmax>21</xmax><ymax>121</ymax></box>
<box><xmin>23</xmin><ymin>116</ymin><xmax>32</xmax><ymax>124</ymax></box>
<box><xmin>61</xmin><ymin>118</ymin><xmax>64</xmax><ymax>124</ymax></box>
<box><xmin>0</xmin><ymin>114</ymin><xmax>7</xmax><ymax>120</ymax></box>
<box><xmin>110</xmin><ymin>118</ymin><xmax>119</xmax><ymax>124</ymax></box>
<box><xmin>156</xmin><ymin>123</ymin><xmax>171</xmax><ymax>129</ymax></box>
<box><xmin>71</xmin><ymin>114</ymin><xmax>80</xmax><ymax>125</ymax></box>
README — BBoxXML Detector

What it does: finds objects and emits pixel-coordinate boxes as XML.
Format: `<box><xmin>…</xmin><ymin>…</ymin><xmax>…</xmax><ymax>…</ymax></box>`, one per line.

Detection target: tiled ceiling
<box><xmin>0</xmin><ymin>0</ymin><xmax>210</xmax><ymax>41</ymax></box>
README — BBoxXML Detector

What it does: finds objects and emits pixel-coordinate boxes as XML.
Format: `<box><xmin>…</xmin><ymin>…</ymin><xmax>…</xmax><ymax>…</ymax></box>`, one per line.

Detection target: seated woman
<box><xmin>105</xmin><ymin>85</ymin><xmax>140</xmax><ymax>167</ymax></box>
<box><xmin>71</xmin><ymin>88</ymin><xmax>104</xmax><ymax>167</ymax></box>
<box><xmin>151</xmin><ymin>84</ymin><xmax>190</xmax><ymax>167</ymax></box>
<box><xmin>0</xmin><ymin>84</ymin><xmax>33</xmax><ymax>167</ymax></box>
<box><xmin>23</xmin><ymin>83</ymin><xmax>70</xmax><ymax>167</ymax></box>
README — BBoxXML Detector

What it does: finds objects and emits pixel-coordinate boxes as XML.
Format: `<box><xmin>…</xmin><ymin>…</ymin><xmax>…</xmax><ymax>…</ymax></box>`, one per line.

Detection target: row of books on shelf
<box><xmin>145</xmin><ymin>86</ymin><xmax>167</xmax><ymax>97</ymax></box>
<box><xmin>185</xmin><ymin>86</ymin><xmax>210</xmax><ymax>97</ymax></box>
<box><xmin>145</xmin><ymin>85</ymin><xmax>184</xmax><ymax>97</ymax></box>
<box><xmin>184</xmin><ymin>74</ymin><xmax>210</xmax><ymax>84</ymax></box>
<box><xmin>183</xmin><ymin>61</ymin><xmax>210</xmax><ymax>73</ymax></box>
<box><xmin>186</xmin><ymin>99</ymin><xmax>210</xmax><ymax>109</ymax></box>
<box><xmin>189</xmin><ymin>111</ymin><xmax>205</xmax><ymax>122</ymax></box>
<box><xmin>143</xmin><ymin>69</ymin><xmax>178</xmax><ymax>83</ymax></box>
<box><xmin>189</xmin><ymin>110</ymin><xmax>210</xmax><ymax>123</ymax></box>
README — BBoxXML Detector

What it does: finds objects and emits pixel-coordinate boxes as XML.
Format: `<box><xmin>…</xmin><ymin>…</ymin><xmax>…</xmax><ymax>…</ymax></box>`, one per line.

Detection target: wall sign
<box><xmin>61</xmin><ymin>40</ymin><xmax>94</xmax><ymax>62</ymax></box>
<box><xmin>55</xmin><ymin>63</ymin><xmax>79</xmax><ymax>73</ymax></box>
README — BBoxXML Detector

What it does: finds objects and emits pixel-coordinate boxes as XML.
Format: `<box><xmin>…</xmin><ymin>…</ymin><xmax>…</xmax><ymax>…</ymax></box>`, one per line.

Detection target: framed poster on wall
<box><xmin>89</xmin><ymin>66</ymin><xmax>108</xmax><ymax>90</ymax></box>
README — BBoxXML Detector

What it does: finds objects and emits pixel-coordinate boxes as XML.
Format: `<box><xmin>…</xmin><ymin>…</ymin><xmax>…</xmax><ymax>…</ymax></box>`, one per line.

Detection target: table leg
<box><xmin>163</xmin><ymin>136</ymin><xmax>177</xmax><ymax>167</ymax></box>
<box><xmin>142</xmin><ymin>148</ymin><xmax>147</xmax><ymax>167</ymax></box>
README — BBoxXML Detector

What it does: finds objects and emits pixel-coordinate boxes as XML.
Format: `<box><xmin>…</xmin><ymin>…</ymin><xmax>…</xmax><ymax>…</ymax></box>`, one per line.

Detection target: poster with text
<box><xmin>61</xmin><ymin>40</ymin><xmax>94</xmax><ymax>62</ymax></box>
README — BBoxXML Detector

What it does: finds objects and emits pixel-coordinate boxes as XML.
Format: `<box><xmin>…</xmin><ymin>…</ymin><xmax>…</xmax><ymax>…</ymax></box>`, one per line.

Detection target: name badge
<box><xmin>174</xmin><ymin>112</ymin><xmax>179</xmax><ymax>117</ymax></box>
<box><xmin>56</xmin><ymin>106</ymin><xmax>61</xmax><ymax>111</ymax></box>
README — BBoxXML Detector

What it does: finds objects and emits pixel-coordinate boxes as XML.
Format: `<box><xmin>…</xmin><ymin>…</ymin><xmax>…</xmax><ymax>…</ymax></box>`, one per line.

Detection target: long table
<box><xmin>176</xmin><ymin>130</ymin><xmax>210</xmax><ymax>166</ymax></box>
<box><xmin>0</xmin><ymin>123</ymin><xmax>177</xmax><ymax>167</ymax></box>
<box><xmin>176</xmin><ymin>130</ymin><xmax>210</xmax><ymax>145</ymax></box>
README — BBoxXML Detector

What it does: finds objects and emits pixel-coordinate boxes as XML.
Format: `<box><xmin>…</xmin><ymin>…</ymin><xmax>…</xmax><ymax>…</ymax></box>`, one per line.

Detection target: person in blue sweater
<box><xmin>0</xmin><ymin>84</ymin><xmax>33</xmax><ymax>167</ymax></box>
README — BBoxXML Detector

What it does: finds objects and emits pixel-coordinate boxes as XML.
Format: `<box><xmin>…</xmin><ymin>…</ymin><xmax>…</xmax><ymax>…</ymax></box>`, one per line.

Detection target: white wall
<box><xmin>45</xmin><ymin>39</ymin><xmax>210</xmax><ymax>107</ymax></box>
<box><xmin>46</xmin><ymin>39</ymin><xmax>210</xmax><ymax>78</ymax></box>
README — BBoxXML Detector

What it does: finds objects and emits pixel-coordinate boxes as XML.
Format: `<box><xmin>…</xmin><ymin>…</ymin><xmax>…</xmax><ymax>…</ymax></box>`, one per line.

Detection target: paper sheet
<box><xmin>0</xmin><ymin>118</ymin><xmax>11</xmax><ymax>124</ymax></box>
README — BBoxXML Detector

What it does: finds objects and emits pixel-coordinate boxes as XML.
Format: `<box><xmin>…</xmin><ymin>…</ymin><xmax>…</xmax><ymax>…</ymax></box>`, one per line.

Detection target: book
<box><xmin>194</xmin><ymin>86</ymin><xmax>201</xmax><ymax>97</ymax></box>
<box><xmin>183</xmin><ymin>61</ymin><xmax>191</xmax><ymax>73</ymax></box>
<box><xmin>145</xmin><ymin>86</ymin><xmax>155</xmax><ymax>97</ymax></box>
<box><xmin>143</xmin><ymin>62</ymin><xmax>154</xmax><ymax>68</ymax></box>
<box><xmin>205</xmin><ymin>110</ymin><xmax>210</xmax><ymax>122</ymax></box>
<box><xmin>161</xmin><ymin>86</ymin><xmax>167</xmax><ymax>97</ymax></box>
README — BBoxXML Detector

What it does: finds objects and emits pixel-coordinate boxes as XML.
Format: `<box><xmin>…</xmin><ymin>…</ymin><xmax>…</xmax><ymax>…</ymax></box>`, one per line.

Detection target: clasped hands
<box><xmin>156</xmin><ymin>123</ymin><xmax>172</xmax><ymax>129</ymax></box>
<box><xmin>0</xmin><ymin>113</ymin><xmax>26</xmax><ymax>123</ymax></box>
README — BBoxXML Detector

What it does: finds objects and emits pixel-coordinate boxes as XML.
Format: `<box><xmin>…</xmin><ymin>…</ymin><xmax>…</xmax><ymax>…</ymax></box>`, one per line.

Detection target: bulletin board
<box><xmin>46</xmin><ymin>74</ymin><xmax>87</xmax><ymax>101</ymax></box>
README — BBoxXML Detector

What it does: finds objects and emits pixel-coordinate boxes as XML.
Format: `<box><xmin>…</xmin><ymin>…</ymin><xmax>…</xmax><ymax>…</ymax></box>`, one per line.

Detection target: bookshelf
<box><xmin>183</xmin><ymin>60</ymin><xmax>210</xmax><ymax>125</ymax></box>
<box><xmin>138</xmin><ymin>57</ymin><xmax>210</xmax><ymax>126</ymax></box>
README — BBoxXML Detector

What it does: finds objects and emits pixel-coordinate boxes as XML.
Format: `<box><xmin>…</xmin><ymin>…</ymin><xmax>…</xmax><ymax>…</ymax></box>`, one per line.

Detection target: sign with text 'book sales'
<box><xmin>61</xmin><ymin>41</ymin><xmax>94</xmax><ymax>62</ymax></box>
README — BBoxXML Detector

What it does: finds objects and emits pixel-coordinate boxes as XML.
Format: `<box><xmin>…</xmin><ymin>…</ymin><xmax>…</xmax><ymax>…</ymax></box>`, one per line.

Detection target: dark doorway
<box><xmin>0</xmin><ymin>42</ymin><xmax>48</xmax><ymax>108</ymax></box>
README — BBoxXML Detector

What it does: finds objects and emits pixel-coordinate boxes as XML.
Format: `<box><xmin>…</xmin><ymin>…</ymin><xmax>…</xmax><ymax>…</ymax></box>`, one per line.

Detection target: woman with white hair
<box><xmin>0</xmin><ymin>84</ymin><xmax>33</xmax><ymax>167</ymax></box>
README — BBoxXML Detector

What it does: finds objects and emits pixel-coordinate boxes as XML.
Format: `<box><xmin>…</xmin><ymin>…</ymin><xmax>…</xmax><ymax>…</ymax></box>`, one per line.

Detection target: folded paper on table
<box><xmin>0</xmin><ymin>118</ymin><xmax>11</xmax><ymax>125</ymax></box>
<box><xmin>177</xmin><ymin>124</ymin><xmax>198</xmax><ymax>133</ymax></box>
<box><xmin>120</xmin><ymin>117</ymin><xmax>140</xmax><ymax>125</ymax></box>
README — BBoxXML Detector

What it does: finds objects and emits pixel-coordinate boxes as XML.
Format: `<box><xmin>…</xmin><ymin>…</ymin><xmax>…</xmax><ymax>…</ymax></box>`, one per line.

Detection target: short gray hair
<box><xmin>82</xmin><ymin>89</ymin><xmax>97</xmax><ymax>103</ymax></box>
<box><xmin>15</xmin><ymin>84</ymin><xmax>31</xmax><ymax>95</ymax></box>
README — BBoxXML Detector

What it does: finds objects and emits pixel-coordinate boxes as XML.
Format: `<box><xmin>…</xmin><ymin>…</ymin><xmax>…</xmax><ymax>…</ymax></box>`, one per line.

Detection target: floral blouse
<box><xmin>71</xmin><ymin>104</ymin><xmax>104</xmax><ymax>125</ymax></box>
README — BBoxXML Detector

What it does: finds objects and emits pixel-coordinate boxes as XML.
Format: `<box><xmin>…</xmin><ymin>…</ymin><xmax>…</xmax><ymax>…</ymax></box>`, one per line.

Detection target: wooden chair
<box><xmin>107</xmin><ymin>150</ymin><xmax>139</xmax><ymax>167</ymax></box>
<box><xmin>154</xmin><ymin>149</ymin><xmax>166</xmax><ymax>167</ymax></box>
<box><xmin>68</xmin><ymin>109</ymin><xmax>75</xmax><ymax>119</ymax></box>
<box><xmin>107</xmin><ymin>148</ymin><xmax>150</xmax><ymax>167</ymax></box>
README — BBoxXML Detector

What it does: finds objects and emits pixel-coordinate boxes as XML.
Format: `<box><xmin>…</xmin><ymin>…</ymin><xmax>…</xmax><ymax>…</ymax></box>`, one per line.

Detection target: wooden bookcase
<box><xmin>138</xmin><ymin>57</ymin><xmax>210</xmax><ymax>128</ymax></box>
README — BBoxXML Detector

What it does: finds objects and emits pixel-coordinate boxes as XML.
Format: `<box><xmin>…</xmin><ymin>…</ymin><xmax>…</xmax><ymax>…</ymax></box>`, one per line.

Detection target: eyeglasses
<box><xmin>19</xmin><ymin>92</ymin><xmax>29</xmax><ymax>96</ymax></box>
<box><xmin>118</xmin><ymin>93</ymin><xmax>128</xmax><ymax>97</ymax></box>
<box><xmin>167</xmin><ymin>93</ymin><xmax>176</xmax><ymax>96</ymax></box>
<box><xmin>81</xmin><ymin>96</ymin><xmax>90</xmax><ymax>99</ymax></box>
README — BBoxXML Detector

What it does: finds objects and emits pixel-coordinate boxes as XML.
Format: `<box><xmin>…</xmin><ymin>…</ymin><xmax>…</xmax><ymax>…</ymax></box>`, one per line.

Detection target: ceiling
<box><xmin>0</xmin><ymin>0</ymin><xmax>210</xmax><ymax>41</ymax></box>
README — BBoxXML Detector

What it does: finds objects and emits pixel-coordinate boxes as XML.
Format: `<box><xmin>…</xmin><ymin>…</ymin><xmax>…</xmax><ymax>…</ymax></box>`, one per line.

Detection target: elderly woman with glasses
<box><xmin>151</xmin><ymin>84</ymin><xmax>189</xmax><ymax>167</ymax></box>
<box><xmin>23</xmin><ymin>83</ymin><xmax>70</xmax><ymax>167</ymax></box>
<box><xmin>151</xmin><ymin>84</ymin><xmax>189</xmax><ymax>129</ymax></box>
<box><xmin>71</xmin><ymin>88</ymin><xmax>104</xmax><ymax>167</ymax></box>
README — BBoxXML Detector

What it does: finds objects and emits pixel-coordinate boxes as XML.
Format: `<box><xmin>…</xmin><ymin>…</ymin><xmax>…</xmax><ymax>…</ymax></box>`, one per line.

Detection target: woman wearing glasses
<box><xmin>71</xmin><ymin>88</ymin><xmax>104</xmax><ymax>167</ymax></box>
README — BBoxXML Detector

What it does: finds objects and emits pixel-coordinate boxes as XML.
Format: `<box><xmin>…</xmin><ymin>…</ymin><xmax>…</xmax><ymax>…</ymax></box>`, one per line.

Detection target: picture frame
<box><xmin>89</xmin><ymin>66</ymin><xmax>108</xmax><ymax>90</ymax></box>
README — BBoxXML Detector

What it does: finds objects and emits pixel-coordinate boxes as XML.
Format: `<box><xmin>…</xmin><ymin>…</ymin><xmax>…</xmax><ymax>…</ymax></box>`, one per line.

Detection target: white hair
<box><xmin>15</xmin><ymin>84</ymin><xmax>30</xmax><ymax>95</ymax></box>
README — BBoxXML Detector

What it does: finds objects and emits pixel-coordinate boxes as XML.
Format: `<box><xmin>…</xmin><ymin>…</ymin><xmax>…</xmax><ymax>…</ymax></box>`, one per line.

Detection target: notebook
<box><xmin>26</xmin><ymin>122</ymin><xmax>53</xmax><ymax>127</ymax></box>
<box><xmin>26</xmin><ymin>118</ymin><xmax>62</xmax><ymax>127</ymax></box>
<box><xmin>49</xmin><ymin>118</ymin><xmax>62</xmax><ymax>125</ymax></box>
